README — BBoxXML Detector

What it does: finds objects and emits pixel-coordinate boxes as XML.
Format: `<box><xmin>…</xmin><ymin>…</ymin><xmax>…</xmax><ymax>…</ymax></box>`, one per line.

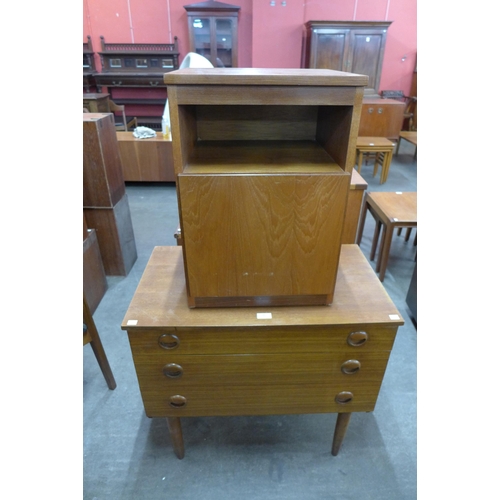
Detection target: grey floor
<box><xmin>83</xmin><ymin>139</ymin><xmax>417</xmax><ymax>500</ymax></box>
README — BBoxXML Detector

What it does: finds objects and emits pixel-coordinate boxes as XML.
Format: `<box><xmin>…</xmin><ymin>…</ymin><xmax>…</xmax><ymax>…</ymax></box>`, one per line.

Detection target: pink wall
<box><xmin>84</xmin><ymin>0</ymin><xmax>416</xmax><ymax>95</ymax></box>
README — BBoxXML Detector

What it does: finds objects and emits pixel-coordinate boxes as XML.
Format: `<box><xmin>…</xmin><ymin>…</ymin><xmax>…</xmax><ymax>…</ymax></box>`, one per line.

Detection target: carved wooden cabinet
<box><xmin>302</xmin><ymin>21</ymin><xmax>391</xmax><ymax>97</ymax></box>
<box><xmin>83</xmin><ymin>36</ymin><xmax>97</xmax><ymax>93</ymax></box>
<box><xmin>164</xmin><ymin>68</ymin><xmax>367</xmax><ymax>308</ymax></box>
<box><xmin>93</xmin><ymin>37</ymin><xmax>180</xmax><ymax>129</ymax></box>
<box><xmin>184</xmin><ymin>1</ymin><xmax>240</xmax><ymax>68</ymax></box>
<box><xmin>95</xmin><ymin>37</ymin><xmax>180</xmax><ymax>90</ymax></box>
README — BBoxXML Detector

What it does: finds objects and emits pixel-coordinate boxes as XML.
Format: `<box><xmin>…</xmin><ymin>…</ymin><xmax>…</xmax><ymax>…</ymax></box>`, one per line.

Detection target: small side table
<box><xmin>356</xmin><ymin>137</ymin><xmax>395</xmax><ymax>184</ymax></box>
<box><xmin>356</xmin><ymin>192</ymin><xmax>417</xmax><ymax>281</ymax></box>
<box><xmin>395</xmin><ymin>131</ymin><xmax>417</xmax><ymax>159</ymax></box>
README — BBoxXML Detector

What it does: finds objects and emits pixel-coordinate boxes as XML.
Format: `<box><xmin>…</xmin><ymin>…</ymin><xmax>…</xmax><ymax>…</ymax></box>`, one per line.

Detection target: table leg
<box><xmin>377</xmin><ymin>223</ymin><xmax>395</xmax><ymax>282</ymax></box>
<box><xmin>370</xmin><ymin>218</ymin><xmax>382</xmax><ymax>262</ymax></box>
<box><xmin>356</xmin><ymin>197</ymin><xmax>368</xmax><ymax>245</ymax></box>
<box><xmin>332</xmin><ymin>412</ymin><xmax>352</xmax><ymax>456</ymax></box>
<box><xmin>167</xmin><ymin>417</ymin><xmax>185</xmax><ymax>459</ymax></box>
<box><xmin>395</xmin><ymin>137</ymin><xmax>402</xmax><ymax>155</ymax></box>
<box><xmin>382</xmin><ymin>150</ymin><xmax>393</xmax><ymax>184</ymax></box>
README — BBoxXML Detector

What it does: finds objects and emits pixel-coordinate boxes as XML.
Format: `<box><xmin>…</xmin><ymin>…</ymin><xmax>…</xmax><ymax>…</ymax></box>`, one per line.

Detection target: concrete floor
<box><xmin>83</xmin><ymin>139</ymin><xmax>417</xmax><ymax>499</ymax></box>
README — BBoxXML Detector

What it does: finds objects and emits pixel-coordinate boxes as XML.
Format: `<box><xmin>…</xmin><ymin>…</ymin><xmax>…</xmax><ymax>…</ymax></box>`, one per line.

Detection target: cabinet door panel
<box><xmin>312</xmin><ymin>31</ymin><xmax>348</xmax><ymax>70</ymax></box>
<box><xmin>349</xmin><ymin>31</ymin><xmax>386</xmax><ymax>94</ymax></box>
<box><xmin>178</xmin><ymin>173</ymin><xmax>349</xmax><ymax>300</ymax></box>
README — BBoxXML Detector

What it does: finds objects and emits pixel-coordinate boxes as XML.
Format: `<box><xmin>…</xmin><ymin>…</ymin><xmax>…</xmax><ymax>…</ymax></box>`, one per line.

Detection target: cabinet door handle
<box><xmin>368</xmin><ymin>107</ymin><xmax>374</xmax><ymax>114</ymax></box>
<box><xmin>341</xmin><ymin>360</ymin><xmax>361</xmax><ymax>374</ymax></box>
<box><xmin>335</xmin><ymin>391</ymin><xmax>354</xmax><ymax>404</ymax></box>
<box><xmin>378</xmin><ymin>108</ymin><xmax>383</xmax><ymax>114</ymax></box>
<box><xmin>169</xmin><ymin>395</ymin><xmax>187</xmax><ymax>408</ymax></box>
<box><xmin>163</xmin><ymin>363</ymin><xmax>183</xmax><ymax>378</ymax></box>
<box><xmin>112</xmin><ymin>80</ymin><xmax>122</xmax><ymax>86</ymax></box>
<box><xmin>158</xmin><ymin>333</ymin><xmax>180</xmax><ymax>350</ymax></box>
<box><xmin>347</xmin><ymin>331</ymin><xmax>368</xmax><ymax>347</ymax></box>
<box><xmin>149</xmin><ymin>81</ymin><xmax>159</xmax><ymax>86</ymax></box>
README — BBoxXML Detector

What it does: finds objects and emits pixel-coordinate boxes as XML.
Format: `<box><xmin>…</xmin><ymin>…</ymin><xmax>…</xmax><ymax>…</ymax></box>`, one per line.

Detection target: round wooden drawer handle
<box><xmin>163</xmin><ymin>363</ymin><xmax>183</xmax><ymax>379</ymax></box>
<box><xmin>341</xmin><ymin>360</ymin><xmax>361</xmax><ymax>375</ymax></box>
<box><xmin>169</xmin><ymin>395</ymin><xmax>187</xmax><ymax>408</ymax></box>
<box><xmin>347</xmin><ymin>331</ymin><xmax>368</xmax><ymax>347</ymax></box>
<box><xmin>335</xmin><ymin>391</ymin><xmax>354</xmax><ymax>405</ymax></box>
<box><xmin>158</xmin><ymin>333</ymin><xmax>180</xmax><ymax>350</ymax></box>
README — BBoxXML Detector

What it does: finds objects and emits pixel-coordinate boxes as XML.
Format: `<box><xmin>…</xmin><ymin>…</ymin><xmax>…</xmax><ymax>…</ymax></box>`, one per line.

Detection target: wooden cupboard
<box><xmin>184</xmin><ymin>1</ymin><xmax>240</xmax><ymax>68</ymax></box>
<box><xmin>358</xmin><ymin>98</ymin><xmax>405</xmax><ymax>140</ymax></box>
<box><xmin>302</xmin><ymin>21</ymin><xmax>391</xmax><ymax>97</ymax></box>
<box><xmin>164</xmin><ymin>68</ymin><xmax>367</xmax><ymax>308</ymax></box>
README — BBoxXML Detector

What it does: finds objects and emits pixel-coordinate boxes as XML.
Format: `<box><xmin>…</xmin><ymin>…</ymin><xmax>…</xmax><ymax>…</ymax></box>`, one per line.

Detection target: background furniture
<box><xmin>83</xmin><ymin>93</ymin><xmax>110</xmax><ymax>113</ymax></box>
<box><xmin>84</xmin><ymin>295</ymin><xmax>116</xmax><ymax>390</ymax></box>
<box><xmin>380</xmin><ymin>90</ymin><xmax>416</xmax><ymax>132</ymax></box>
<box><xmin>116</xmin><ymin>132</ymin><xmax>175</xmax><ymax>182</ymax></box>
<box><xmin>358</xmin><ymin>98</ymin><xmax>405</xmax><ymax>140</ymax></box>
<box><xmin>121</xmin><ymin>245</ymin><xmax>403</xmax><ymax>459</ymax></box>
<box><xmin>356</xmin><ymin>137</ymin><xmax>396</xmax><ymax>184</ymax></box>
<box><xmin>184</xmin><ymin>0</ymin><xmax>240</xmax><ymax>68</ymax></box>
<box><xmin>83</xmin><ymin>218</ymin><xmax>108</xmax><ymax>314</ymax></box>
<box><xmin>164</xmin><ymin>68</ymin><xmax>367</xmax><ymax>308</ymax></box>
<box><xmin>94</xmin><ymin>37</ymin><xmax>180</xmax><ymax>130</ymax></box>
<box><xmin>302</xmin><ymin>20</ymin><xmax>391</xmax><ymax>97</ymax></box>
<box><xmin>83</xmin><ymin>36</ymin><xmax>97</xmax><ymax>93</ymax></box>
<box><xmin>396</xmin><ymin>131</ymin><xmax>417</xmax><ymax>159</ymax></box>
<box><xmin>83</xmin><ymin>113</ymin><xmax>137</xmax><ymax>276</ymax></box>
<box><xmin>356</xmin><ymin>191</ymin><xmax>417</xmax><ymax>282</ymax></box>
<box><xmin>109</xmin><ymin>100</ymin><xmax>137</xmax><ymax>131</ymax></box>
<box><xmin>343</xmin><ymin>169</ymin><xmax>368</xmax><ymax>244</ymax></box>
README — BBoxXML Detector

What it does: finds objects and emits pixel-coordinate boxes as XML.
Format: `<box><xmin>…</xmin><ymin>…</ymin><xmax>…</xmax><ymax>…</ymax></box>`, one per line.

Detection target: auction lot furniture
<box><xmin>358</xmin><ymin>98</ymin><xmax>405</xmax><ymax>140</ymax></box>
<box><xmin>302</xmin><ymin>21</ymin><xmax>391</xmax><ymax>97</ymax></box>
<box><xmin>355</xmin><ymin>137</ymin><xmax>395</xmax><ymax>184</ymax></box>
<box><xmin>121</xmin><ymin>245</ymin><xmax>403</xmax><ymax>459</ymax></box>
<box><xmin>356</xmin><ymin>192</ymin><xmax>417</xmax><ymax>282</ymax></box>
<box><xmin>164</xmin><ymin>68</ymin><xmax>367</xmax><ymax>308</ymax></box>
<box><xmin>83</xmin><ymin>113</ymin><xmax>137</xmax><ymax>276</ymax></box>
<box><xmin>396</xmin><ymin>131</ymin><xmax>417</xmax><ymax>159</ymax></box>
<box><xmin>116</xmin><ymin>132</ymin><xmax>175</xmax><ymax>182</ymax></box>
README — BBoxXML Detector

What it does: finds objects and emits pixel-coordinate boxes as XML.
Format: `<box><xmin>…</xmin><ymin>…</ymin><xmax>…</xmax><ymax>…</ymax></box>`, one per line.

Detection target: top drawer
<box><xmin>127</xmin><ymin>325</ymin><xmax>397</xmax><ymax>355</ymax></box>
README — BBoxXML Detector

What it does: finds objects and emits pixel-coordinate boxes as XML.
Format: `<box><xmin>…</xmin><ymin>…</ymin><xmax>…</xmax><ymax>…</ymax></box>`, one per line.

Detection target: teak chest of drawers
<box><xmin>121</xmin><ymin>245</ymin><xmax>403</xmax><ymax>459</ymax></box>
<box><xmin>163</xmin><ymin>68</ymin><xmax>368</xmax><ymax>308</ymax></box>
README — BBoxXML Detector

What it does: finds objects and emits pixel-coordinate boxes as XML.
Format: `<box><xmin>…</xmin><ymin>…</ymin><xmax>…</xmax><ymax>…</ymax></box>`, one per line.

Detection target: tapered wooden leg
<box><xmin>167</xmin><ymin>417</ymin><xmax>185</xmax><ymax>459</ymax></box>
<box><xmin>377</xmin><ymin>224</ymin><xmax>395</xmax><ymax>282</ymax></box>
<box><xmin>356</xmin><ymin>198</ymin><xmax>368</xmax><ymax>245</ymax></box>
<box><xmin>370</xmin><ymin>219</ymin><xmax>382</xmax><ymax>261</ymax></box>
<box><xmin>332</xmin><ymin>412</ymin><xmax>352</xmax><ymax>456</ymax></box>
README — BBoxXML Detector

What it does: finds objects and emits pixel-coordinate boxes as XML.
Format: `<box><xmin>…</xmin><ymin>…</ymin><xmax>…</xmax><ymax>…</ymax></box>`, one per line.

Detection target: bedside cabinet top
<box><xmin>164</xmin><ymin>68</ymin><xmax>369</xmax><ymax>87</ymax></box>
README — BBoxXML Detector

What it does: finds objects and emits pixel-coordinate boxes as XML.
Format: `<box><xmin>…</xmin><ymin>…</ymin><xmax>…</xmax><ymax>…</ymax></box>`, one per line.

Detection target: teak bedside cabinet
<box><xmin>164</xmin><ymin>68</ymin><xmax>368</xmax><ymax>308</ymax></box>
<box><xmin>121</xmin><ymin>246</ymin><xmax>404</xmax><ymax>459</ymax></box>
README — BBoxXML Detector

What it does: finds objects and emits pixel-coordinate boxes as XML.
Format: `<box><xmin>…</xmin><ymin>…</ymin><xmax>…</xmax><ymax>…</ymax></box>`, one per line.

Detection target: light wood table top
<box><xmin>366</xmin><ymin>192</ymin><xmax>417</xmax><ymax>224</ymax></box>
<box><xmin>121</xmin><ymin>245</ymin><xmax>404</xmax><ymax>330</ymax></box>
<box><xmin>356</xmin><ymin>137</ymin><xmax>396</xmax><ymax>148</ymax></box>
<box><xmin>398</xmin><ymin>131</ymin><xmax>417</xmax><ymax>146</ymax></box>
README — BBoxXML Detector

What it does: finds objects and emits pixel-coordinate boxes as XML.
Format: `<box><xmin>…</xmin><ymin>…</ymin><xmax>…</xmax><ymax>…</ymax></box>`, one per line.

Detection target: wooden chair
<box><xmin>381</xmin><ymin>90</ymin><xmax>417</xmax><ymax>131</ymax></box>
<box><xmin>109</xmin><ymin>100</ymin><xmax>137</xmax><ymax>132</ymax></box>
<box><xmin>83</xmin><ymin>295</ymin><xmax>116</xmax><ymax>390</ymax></box>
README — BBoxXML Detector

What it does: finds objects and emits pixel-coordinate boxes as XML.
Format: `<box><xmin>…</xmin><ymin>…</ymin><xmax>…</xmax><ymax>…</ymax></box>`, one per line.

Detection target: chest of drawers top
<box><xmin>121</xmin><ymin>245</ymin><xmax>403</xmax><ymax>330</ymax></box>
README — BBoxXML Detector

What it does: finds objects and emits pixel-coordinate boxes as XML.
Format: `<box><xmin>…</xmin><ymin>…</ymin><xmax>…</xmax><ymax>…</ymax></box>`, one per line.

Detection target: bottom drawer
<box><xmin>140</xmin><ymin>382</ymin><xmax>382</xmax><ymax>417</ymax></box>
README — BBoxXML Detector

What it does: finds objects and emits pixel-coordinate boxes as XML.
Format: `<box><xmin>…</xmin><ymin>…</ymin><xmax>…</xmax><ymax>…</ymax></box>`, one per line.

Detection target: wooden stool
<box><xmin>356</xmin><ymin>137</ymin><xmax>395</xmax><ymax>184</ymax></box>
<box><xmin>356</xmin><ymin>192</ymin><xmax>417</xmax><ymax>281</ymax></box>
<box><xmin>395</xmin><ymin>131</ymin><xmax>417</xmax><ymax>159</ymax></box>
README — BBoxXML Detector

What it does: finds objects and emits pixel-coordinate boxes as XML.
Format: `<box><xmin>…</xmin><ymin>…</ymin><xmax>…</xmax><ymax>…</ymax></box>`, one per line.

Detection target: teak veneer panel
<box><xmin>178</xmin><ymin>172</ymin><xmax>350</xmax><ymax>305</ymax></box>
<box><xmin>83</xmin><ymin>113</ymin><xmax>125</xmax><ymax>208</ymax></box>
